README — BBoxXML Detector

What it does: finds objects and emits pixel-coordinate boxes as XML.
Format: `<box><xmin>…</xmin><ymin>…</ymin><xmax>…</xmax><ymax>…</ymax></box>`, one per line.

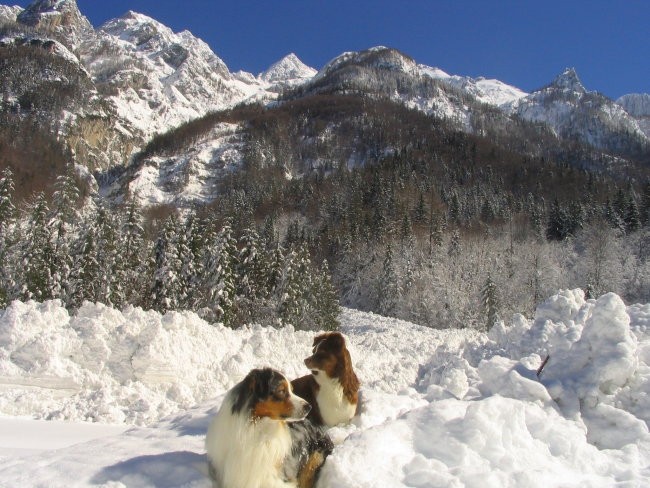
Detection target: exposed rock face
<box><xmin>17</xmin><ymin>0</ymin><xmax>92</xmax><ymax>47</ymax></box>
<box><xmin>618</xmin><ymin>94</ymin><xmax>650</xmax><ymax>137</ymax></box>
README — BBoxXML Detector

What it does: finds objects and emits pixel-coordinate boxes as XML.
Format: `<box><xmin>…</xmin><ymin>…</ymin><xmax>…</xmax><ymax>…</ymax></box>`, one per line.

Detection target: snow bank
<box><xmin>1</xmin><ymin>289</ymin><xmax>649</xmax><ymax>487</ymax></box>
<box><xmin>0</xmin><ymin>300</ymin><xmax>315</xmax><ymax>424</ymax></box>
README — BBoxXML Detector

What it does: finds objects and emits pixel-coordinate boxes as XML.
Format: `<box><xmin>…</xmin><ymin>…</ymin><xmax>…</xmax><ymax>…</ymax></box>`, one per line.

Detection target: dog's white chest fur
<box><xmin>315</xmin><ymin>375</ymin><xmax>356</xmax><ymax>426</ymax></box>
<box><xmin>206</xmin><ymin>396</ymin><xmax>296</xmax><ymax>488</ymax></box>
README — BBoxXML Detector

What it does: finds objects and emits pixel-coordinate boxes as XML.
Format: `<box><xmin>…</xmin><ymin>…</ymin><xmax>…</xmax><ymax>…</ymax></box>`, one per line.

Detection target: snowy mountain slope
<box><xmin>0</xmin><ymin>4</ymin><xmax>21</xmax><ymax>23</ymax></box>
<box><xmin>84</xmin><ymin>11</ymin><xmax>262</xmax><ymax>140</ymax></box>
<box><xmin>618</xmin><ymin>93</ymin><xmax>650</xmax><ymax>138</ymax></box>
<box><xmin>303</xmin><ymin>47</ymin><xmax>482</xmax><ymax>129</ymax></box>
<box><xmin>114</xmin><ymin>122</ymin><xmax>247</xmax><ymax>208</ymax></box>
<box><xmin>16</xmin><ymin>0</ymin><xmax>92</xmax><ymax>48</ymax></box>
<box><xmin>2</xmin><ymin>0</ymin><xmax>318</xmax><ymax>171</ymax></box>
<box><xmin>259</xmin><ymin>52</ymin><xmax>318</xmax><ymax>87</ymax></box>
<box><xmin>512</xmin><ymin>68</ymin><xmax>649</xmax><ymax>154</ymax></box>
<box><xmin>418</xmin><ymin>63</ymin><xmax>528</xmax><ymax>108</ymax></box>
<box><xmin>0</xmin><ymin>290</ymin><xmax>649</xmax><ymax>486</ymax></box>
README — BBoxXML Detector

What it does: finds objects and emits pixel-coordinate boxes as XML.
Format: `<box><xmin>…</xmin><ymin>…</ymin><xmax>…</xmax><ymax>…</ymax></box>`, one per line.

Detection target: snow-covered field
<box><xmin>0</xmin><ymin>290</ymin><xmax>649</xmax><ymax>487</ymax></box>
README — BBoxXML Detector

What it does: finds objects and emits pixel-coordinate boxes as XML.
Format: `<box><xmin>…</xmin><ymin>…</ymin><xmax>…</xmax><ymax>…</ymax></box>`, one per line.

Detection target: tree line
<box><xmin>0</xmin><ymin>167</ymin><xmax>339</xmax><ymax>331</ymax></box>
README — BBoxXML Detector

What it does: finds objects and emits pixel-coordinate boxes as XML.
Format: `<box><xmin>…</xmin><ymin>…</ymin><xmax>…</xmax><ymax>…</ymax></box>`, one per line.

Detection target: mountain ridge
<box><xmin>0</xmin><ymin>0</ymin><xmax>648</xmax><ymax>203</ymax></box>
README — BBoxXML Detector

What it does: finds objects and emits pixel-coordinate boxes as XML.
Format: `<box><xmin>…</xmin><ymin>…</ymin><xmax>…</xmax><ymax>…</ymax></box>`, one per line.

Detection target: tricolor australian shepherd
<box><xmin>291</xmin><ymin>332</ymin><xmax>360</xmax><ymax>427</ymax></box>
<box><xmin>206</xmin><ymin>368</ymin><xmax>333</xmax><ymax>488</ymax></box>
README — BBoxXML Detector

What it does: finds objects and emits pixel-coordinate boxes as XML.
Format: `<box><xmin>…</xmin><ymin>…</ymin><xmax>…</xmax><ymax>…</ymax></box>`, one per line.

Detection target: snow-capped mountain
<box><xmin>618</xmin><ymin>93</ymin><xmax>650</xmax><ymax>138</ymax></box>
<box><xmin>512</xmin><ymin>68</ymin><xmax>648</xmax><ymax>154</ymax></box>
<box><xmin>418</xmin><ymin>64</ymin><xmax>527</xmax><ymax>108</ymax></box>
<box><xmin>0</xmin><ymin>4</ymin><xmax>22</xmax><ymax>22</ymax></box>
<box><xmin>1</xmin><ymin>0</ymin><xmax>317</xmax><ymax>171</ymax></box>
<box><xmin>16</xmin><ymin>0</ymin><xmax>92</xmax><ymax>47</ymax></box>
<box><xmin>258</xmin><ymin>52</ymin><xmax>317</xmax><ymax>86</ymax></box>
<box><xmin>1</xmin><ymin>0</ymin><xmax>648</xmax><ymax>201</ymax></box>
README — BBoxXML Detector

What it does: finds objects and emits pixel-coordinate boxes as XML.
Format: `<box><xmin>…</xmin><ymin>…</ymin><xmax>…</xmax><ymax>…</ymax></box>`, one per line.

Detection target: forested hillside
<box><xmin>1</xmin><ymin>2</ymin><xmax>649</xmax><ymax>330</ymax></box>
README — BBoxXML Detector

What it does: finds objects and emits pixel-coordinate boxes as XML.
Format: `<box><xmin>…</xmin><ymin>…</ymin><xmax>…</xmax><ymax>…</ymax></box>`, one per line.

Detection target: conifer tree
<box><xmin>624</xmin><ymin>196</ymin><xmax>641</xmax><ymax>234</ymax></box>
<box><xmin>201</xmin><ymin>222</ymin><xmax>237</xmax><ymax>325</ymax></box>
<box><xmin>481</xmin><ymin>273</ymin><xmax>499</xmax><ymax>331</ymax></box>
<box><xmin>50</xmin><ymin>169</ymin><xmax>80</xmax><ymax>303</ymax></box>
<box><xmin>119</xmin><ymin>198</ymin><xmax>148</xmax><ymax>307</ymax></box>
<box><xmin>22</xmin><ymin>193</ymin><xmax>56</xmax><ymax>301</ymax></box>
<box><xmin>377</xmin><ymin>243</ymin><xmax>401</xmax><ymax>316</ymax></box>
<box><xmin>641</xmin><ymin>181</ymin><xmax>650</xmax><ymax>226</ymax></box>
<box><xmin>94</xmin><ymin>203</ymin><xmax>121</xmax><ymax>306</ymax></box>
<box><xmin>71</xmin><ymin>217</ymin><xmax>100</xmax><ymax>306</ymax></box>
<box><xmin>177</xmin><ymin>213</ymin><xmax>203</xmax><ymax>309</ymax></box>
<box><xmin>278</xmin><ymin>244</ymin><xmax>313</xmax><ymax>328</ymax></box>
<box><xmin>0</xmin><ymin>168</ymin><xmax>16</xmax><ymax>307</ymax></box>
<box><xmin>150</xmin><ymin>214</ymin><xmax>182</xmax><ymax>313</ymax></box>
<box><xmin>313</xmin><ymin>259</ymin><xmax>340</xmax><ymax>331</ymax></box>
<box><xmin>0</xmin><ymin>168</ymin><xmax>15</xmax><ymax>229</ymax></box>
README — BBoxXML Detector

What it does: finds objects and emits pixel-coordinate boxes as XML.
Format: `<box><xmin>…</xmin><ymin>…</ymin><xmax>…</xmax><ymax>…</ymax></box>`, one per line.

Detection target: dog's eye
<box><xmin>274</xmin><ymin>386</ymin><xmax>288</xmax><ymax>399</ymax></box>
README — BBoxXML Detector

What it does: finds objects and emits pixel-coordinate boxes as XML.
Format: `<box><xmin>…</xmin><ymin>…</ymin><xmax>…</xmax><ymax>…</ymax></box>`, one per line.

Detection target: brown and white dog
<box><xmin>291</xmin><ymin>332</ymin><xmax>360</xmax><ymax>427</ymax></box>
<box><xmin>206</xmin><ymin>368</ymin><xmax>333</xmax><ymax>488</ymax></box>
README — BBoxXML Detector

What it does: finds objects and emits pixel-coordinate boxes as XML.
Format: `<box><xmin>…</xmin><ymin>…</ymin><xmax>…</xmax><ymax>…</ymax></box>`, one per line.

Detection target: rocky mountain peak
<box><xmin>550</xmin><ymin>67</ymin><xmax>586</xmax><ymax>93</ymax></box>
<box><xmin>17</xmin><ymin>0</ymin><xmax>92</xmax><ymax>39</ymax></box>
<box><xmin>259</xmin><ymin>53</ymin><xmax>317</xmax><ymax>84</ymax></box>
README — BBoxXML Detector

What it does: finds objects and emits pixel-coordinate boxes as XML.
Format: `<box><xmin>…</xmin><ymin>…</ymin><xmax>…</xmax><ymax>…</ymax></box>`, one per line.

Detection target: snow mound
<box><xmin>0</xmin><ymin>300</ymin><xmax>315</xmax><ymax>424</ymax></box>
<box><xmin>0</xmin><ymin>289</ymin><xmax>649</xmax><ymax>486</ymax></box>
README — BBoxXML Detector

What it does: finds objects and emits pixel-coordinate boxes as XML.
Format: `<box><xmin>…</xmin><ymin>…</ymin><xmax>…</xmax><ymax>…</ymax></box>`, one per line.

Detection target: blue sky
<box><xmin>16</xmin><ymin>0</ymin><xmax>650</xmax><ymax>99</ymax></box>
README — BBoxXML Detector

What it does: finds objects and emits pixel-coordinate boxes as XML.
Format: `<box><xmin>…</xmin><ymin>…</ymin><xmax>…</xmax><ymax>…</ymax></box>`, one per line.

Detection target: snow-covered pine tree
<box><xmin>237</xmin><ymin>226</ymin><xmax>265</xmax><ymax>300</ymax></box>
<box><xmin>0</xmin><ymin>168</ymin><xmax>16</xmax><ymax>307</ymax></box>
<box><xmin>0</xmin><ymin>168</ymin><xmax>15</xmax><ymax>228</ymax></box>
<box><xmin>642</xmin><ymin>181</ymin><xmax>650</xmax><ymax>226</ymax></box>
<box><xmin>481</xmin><ymin>273</ymin><xmax>499</xmax><ymax>331</ymax></box>
<box><xmin>21</xmin><ymin>193</ymin><xmax>56</xmax><ymax>301</ymax></box>
<box><xmin>150</xmin><ymin>214</ymin><xmax>182</xmax><ymax>313</ymax></box>
<box><xmin>69</xmin><ymin>215</ymin><xmax>100</xmax><ymax>307</ymax></box>
<box><xmin>313</xmin><ymin>259</ymin><xmax>340</xmax><ymax>331</ymax></box>
<box><xmin>278</xmin><ymin>244</ymin><xmax>313</xmax><ymax>328</ymax></box>
<box><xmin>624</xmin><ymin>195</ymin><xmax>641</xmax><ymax>234</ymax></box>
<box><xmin>200</xmin><ymin>222</ymin><xmax>237</xmax><ymax>325</ymax></box>
<box><xmin>94</xmin><ymin>202</ymin><xmax>121</xmax><ymax>307</ymax></box>
<box><xmin>176</xmin><ymin>213</ymin><xmax>203</xmax><ymax>309</ymax></box>
<box><xmin>119</xmin><ymin>198</ymin><xmax>148</xmax><ymax>307</ymax></box>
<box><xmin>377</xmin><ymin>243</ymin><xmax>401</xmax><ymax>316</ymax></box>
<box><xmin>50</xmin><ymin>168</ymin><xmax>80</xmax><ymax>303</ymax></box>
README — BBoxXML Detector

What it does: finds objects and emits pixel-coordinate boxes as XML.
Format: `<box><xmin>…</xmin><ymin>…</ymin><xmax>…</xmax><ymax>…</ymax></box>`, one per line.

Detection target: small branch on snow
<box><xmin>536</xmin><ymin>354</ymin><xmax>550</xmax><ymax>379</ymax></box>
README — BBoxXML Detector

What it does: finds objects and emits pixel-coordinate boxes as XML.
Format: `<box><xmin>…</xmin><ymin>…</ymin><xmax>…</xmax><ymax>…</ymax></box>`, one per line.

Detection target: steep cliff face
<box><xmin>16</xmin><ymin>0</ymin><xmax>92</xmax><ymax>47</ymax></box>
<box><xmin>618</xmin><ymin>93</ymin><xmax>650</xmax><ymax>138</ymax></box>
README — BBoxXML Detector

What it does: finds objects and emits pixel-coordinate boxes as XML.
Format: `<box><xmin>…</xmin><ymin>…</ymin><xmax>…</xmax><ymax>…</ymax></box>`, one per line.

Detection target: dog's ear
<box><xmin>232</xmin><ymin>370</ymin><xmax>258</xmax><ymax>413</ymax></box>
<box><xmin>312</xmin><ymin>333</ymin><xmax>328</xmax><ymax>352</ymax></box>
<box><xmin>327</xmin><ymin>332</ymin><xmax>345</xmax><ymax>349</ymax></box>
<box><xmin>312</xmin><ymin>334</ymin><xmax>327</xmax><ymax>347</ymax></box>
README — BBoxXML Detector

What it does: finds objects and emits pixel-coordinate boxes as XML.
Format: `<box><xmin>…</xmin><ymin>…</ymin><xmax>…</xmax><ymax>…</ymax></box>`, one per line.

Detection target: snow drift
<box><xmin>0</xmin><ymin>289</ymin><xmax>649</xmax><ymax>487</ymax></box>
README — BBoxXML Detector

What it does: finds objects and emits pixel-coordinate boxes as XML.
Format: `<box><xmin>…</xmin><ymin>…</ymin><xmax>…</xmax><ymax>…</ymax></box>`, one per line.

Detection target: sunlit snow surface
<box><xmin>0</xmin><ymin>290</ymin><xmax>649</xmax><ymax>487</ymax></box>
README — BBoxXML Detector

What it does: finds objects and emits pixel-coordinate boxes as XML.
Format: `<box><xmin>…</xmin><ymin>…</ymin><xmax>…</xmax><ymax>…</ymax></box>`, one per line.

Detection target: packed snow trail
<box><xmin>0</xmin><ymin>290</ymin><xmax>649</xmax><ymax>486</ymax></box>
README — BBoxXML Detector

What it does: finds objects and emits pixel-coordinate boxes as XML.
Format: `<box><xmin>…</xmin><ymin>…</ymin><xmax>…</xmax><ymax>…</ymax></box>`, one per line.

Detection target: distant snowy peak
<box><xmin>512</xmin><ymin>67</ymin><xmax>649</xmax><ymax>151</ymax></box>
<box><xmin>17</xmin><ymin>0</ymin><xmax>92</xmax><ymax>45</ymax></box>
<box><xmin>100</xmin><ymin>10</ymin><xmax>175</xmax><ymax>48</ymax></box>
<box><xmin>0</xmin><ymin>5</ymin><xmax>22</xmax><ymax>23</ymax></box>
<box><xmin>617</xmin><ymin>93</ymin><xmax>650</xmax><ymax>117</ymax></box>
<box><xmin>316</xmin><ymin>46</ymin><xmax>419</xmax><ymax>80</ymax></box>
<box><xmin>259</xmin><ymin>53</ymin><xmax>317</xmax><ymax>85</ymax></box>
<box><xmin>419</xmin><ymin>65</ymin><xmax>528</xmax><ymax>108</ymax></box>
<box><xmin>99</xmin><ymin>10</ymin><xmax>231</xmax><ymax>77</ymax></box>
<box><xmin>547</xmin><ymin>67</ymin><xmax>586</xmax><ymax>94</ymax></box>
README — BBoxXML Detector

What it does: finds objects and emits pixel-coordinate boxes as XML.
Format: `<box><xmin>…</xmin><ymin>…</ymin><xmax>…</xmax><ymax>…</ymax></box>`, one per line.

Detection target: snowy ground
<box><xmin>0</xmin><ymin>290</ymin><xmax>649</xmax><ymax>487</ymax></box>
